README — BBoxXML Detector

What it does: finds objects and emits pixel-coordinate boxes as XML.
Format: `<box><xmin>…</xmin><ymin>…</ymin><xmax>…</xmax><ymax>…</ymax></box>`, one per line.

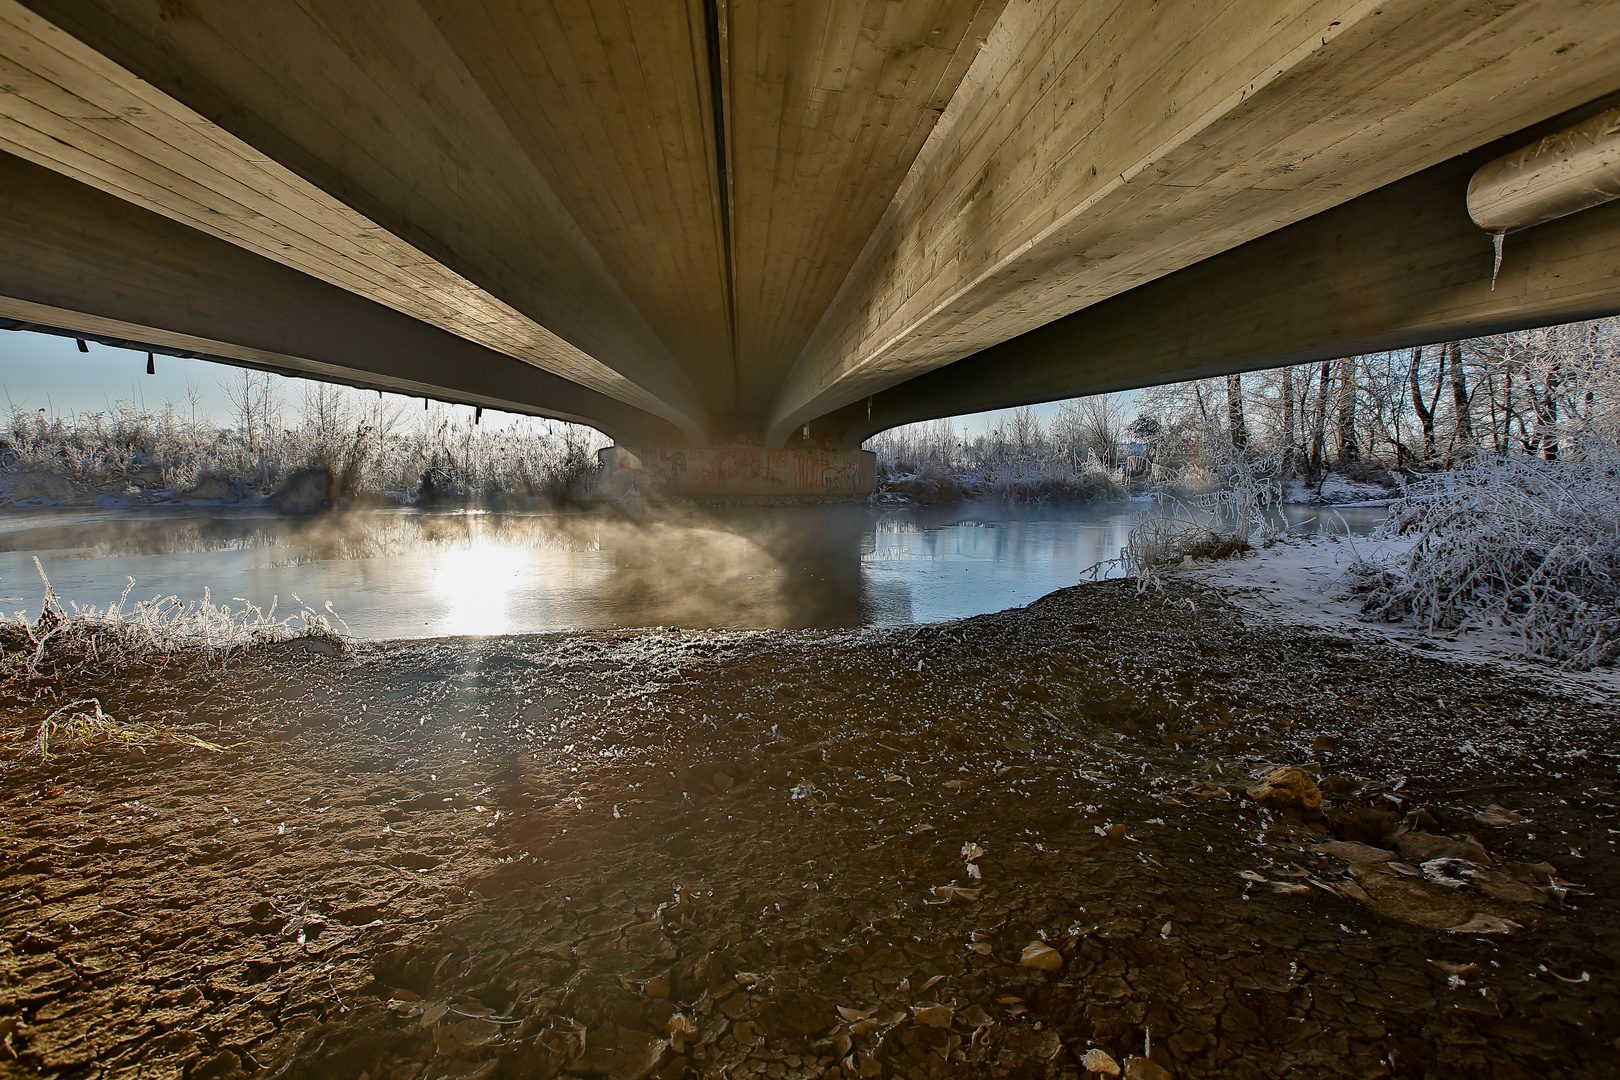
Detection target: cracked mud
<box><xmin>2</xmin><ymin>580</ymin><xmax>1616</xmax><ymax>1079</ymax></box>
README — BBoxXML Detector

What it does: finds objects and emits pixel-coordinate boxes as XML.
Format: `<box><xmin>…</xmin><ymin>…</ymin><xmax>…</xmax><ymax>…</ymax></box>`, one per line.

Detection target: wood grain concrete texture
<box><xmin>3</xmin><ymin>1</ymin><xmax>1620</xmax><ymax>446</ymax></box>
<box><xmin>811</xmin><ymin>113</ymin><xmax>1620</xmax><ymax>448</ymax></box>
<box><xmin>766</xmin><ymin>0</ymin><xmax>1620</xmax><ymax>440</ymax></box>
<box><xmin>0</xmin><ymin>150</ymin><xmax>686</xmax><ymax>446</ymax></box>
<box><xmin>0</xmin><ymin>0</ymin><xmax>712</xmax><ymax>439</ymax></box>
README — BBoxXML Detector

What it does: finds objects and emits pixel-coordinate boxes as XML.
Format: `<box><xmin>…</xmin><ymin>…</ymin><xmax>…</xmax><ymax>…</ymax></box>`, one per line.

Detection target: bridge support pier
<box><xmin>598</xmin><ymin>447</ymin><xmax>877</xmax><ymax>499</ymax></box>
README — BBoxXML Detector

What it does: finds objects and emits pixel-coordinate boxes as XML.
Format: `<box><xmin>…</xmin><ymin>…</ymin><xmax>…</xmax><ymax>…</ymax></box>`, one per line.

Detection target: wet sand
<box><xmin>1</xmin><ymin>580</ymin><xmax>1616</xmax><ymax>1079</ymax></box>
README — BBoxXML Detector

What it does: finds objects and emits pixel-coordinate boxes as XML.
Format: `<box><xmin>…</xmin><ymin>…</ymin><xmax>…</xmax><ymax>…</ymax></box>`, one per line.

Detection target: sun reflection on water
<box><xmin>434</xmin><ymin>541</ymin><xmax>529</xmax><ymax>636</ymax></box>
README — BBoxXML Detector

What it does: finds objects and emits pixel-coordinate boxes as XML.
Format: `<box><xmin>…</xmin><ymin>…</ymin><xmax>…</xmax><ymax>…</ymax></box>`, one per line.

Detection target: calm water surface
<box><xmin>0</xmin><ymin>502</ymin><xmax>1386</xmax><ymax>638</ymax></box>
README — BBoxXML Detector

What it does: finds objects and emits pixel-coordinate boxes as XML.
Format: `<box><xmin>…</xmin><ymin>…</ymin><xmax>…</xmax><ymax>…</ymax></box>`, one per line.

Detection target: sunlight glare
<box><xmin>435</xmin><ymin>541</ymin><xmax>526</xmax><ymax>636</ymax></box>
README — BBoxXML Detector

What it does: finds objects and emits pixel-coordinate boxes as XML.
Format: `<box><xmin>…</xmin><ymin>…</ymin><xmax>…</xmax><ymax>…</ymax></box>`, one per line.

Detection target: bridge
<box><xmin>3</xmin><ymin>1</ymin><xmax>1620</xmax><ymax>496</ymax></box>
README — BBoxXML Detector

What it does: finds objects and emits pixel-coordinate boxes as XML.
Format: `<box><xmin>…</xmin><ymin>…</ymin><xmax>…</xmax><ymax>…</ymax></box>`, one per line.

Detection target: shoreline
<box><xmin>1182</xmin><ymin>535</ymin><xmax>1620</xmax><ymax>700</ymax></box>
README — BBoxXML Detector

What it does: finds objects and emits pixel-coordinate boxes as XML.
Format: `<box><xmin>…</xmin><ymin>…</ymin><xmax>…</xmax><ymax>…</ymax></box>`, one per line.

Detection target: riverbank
<box><xmin>2</xmin><ymin>578</ymin><xmax>1615</xmax><ymax>1079</ymax></box>
<box><xmin>1183</xmin><ymin>534</ymin><xmax>1620</xmax><ymax>698</ymax></box>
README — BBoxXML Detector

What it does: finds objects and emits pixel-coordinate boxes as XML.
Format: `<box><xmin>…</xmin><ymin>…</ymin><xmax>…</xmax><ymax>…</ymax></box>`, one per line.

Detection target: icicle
<box><xmin>146</xmin><ymin>352</ymin><xmax>155</xmax><ymax>375</ymax></box>
<box><xmin>1489</xmin><ymin>230</ymin><xmax>1506</xmax><ymax>291</ymax></box>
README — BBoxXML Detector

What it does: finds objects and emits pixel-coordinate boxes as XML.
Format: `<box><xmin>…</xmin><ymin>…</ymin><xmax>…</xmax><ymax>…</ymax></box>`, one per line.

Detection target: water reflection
<box><xmin>0</xmin><ymin>502</ymin><xmax>1387</xmax><ymax>638</ymax></box>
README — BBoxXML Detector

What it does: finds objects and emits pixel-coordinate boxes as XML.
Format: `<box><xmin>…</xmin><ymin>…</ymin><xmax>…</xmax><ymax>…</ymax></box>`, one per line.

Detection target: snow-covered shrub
<box><xmin>3</xmin><ymin>558</ymin><xmax>349</xmax><ymax>673</ymax></box>
<box><xmin>1355</xmin><ymin>450</ymin><xmax>1620</xmax><ymax>668</ymax></box>
<box><xmin>1</xmin><ymin>391</ymin><xmax>607</xmax><ymax>507</ymax></box>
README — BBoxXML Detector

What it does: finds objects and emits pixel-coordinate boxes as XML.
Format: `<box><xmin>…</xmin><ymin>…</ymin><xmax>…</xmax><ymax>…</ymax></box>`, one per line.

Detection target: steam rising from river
<box><xmin>0</xmin><ymin>503</ymin><xmax>1385</xmax><ymax>638</ymax></box>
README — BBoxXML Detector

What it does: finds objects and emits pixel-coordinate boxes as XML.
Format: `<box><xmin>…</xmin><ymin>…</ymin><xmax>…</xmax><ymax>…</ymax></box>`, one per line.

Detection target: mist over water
<box><xmin>0</xmin><ymin>502</ymin><xmax>1386</xmax><ymax>638</ymax></box>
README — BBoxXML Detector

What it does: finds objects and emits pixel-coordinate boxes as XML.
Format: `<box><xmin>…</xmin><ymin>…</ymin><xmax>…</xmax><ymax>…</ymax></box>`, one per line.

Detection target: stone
<box><xmin>1123</xmin><ymin>1056</ymin><xmax>1172</xmax><ymax>1080</ymax></box>
<box><xmin>1347</xmin><ymin>864</ymin><xmax>1479</xmax><ymax>930</ymax></box>
<box><xmin>1314</xmin><ymin>840</ymin><xmax>1396</xmax><ymax>865</ymax></box>
<box><xmin>1019</xmin><ymin>943</ymin><xmax>1063</xmax><ymax>971</ymax></box>
<box><xmin>1474</xmin><ymin>805</ymin><xmax>1526</xmax><ymax>826</ymax></box>
<box><xmin>1245</xmin><ymin>768</ymin><xmax>1322</xmax><ymax>822</ymax></box>
<box><xmin>1396</xmin><ymin>832</ymin><xmax>1491</xmax><ymax>865</ymax></box>
<box><xmin>1081</xmin><ymin>1049</ymin><xmax>1121</xmax><ymax>1076</ymax></box>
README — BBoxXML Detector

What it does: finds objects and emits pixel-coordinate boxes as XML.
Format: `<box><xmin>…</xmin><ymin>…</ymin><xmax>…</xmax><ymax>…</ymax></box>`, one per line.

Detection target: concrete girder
<box><xmin>4</xmin><ymin>0</ymin><xmax>999</xmax><ymax>438</ymax></box>
<box><xmin>0</xmin><ymin>150</ymin><xmax>688</xmax><ymax>447</ymax></box>
<box><xmin>3</xmin><ymin>2</ymin><xmax>1620</xmax><ymax>446</ymax></box>
<box><xmin>804</xmin><ymin>102</ymin><xmax>1620</xmax><ymax>449</ymax></box>
<box><xmin>0</xmin><ymin>0</ymin><xmax>713</xmax><ymax>441</ymax></box>
<box><xmin>766</xmin><ymin>0</ymin><xmax>1620</xmax><ymax>444</ymax></box>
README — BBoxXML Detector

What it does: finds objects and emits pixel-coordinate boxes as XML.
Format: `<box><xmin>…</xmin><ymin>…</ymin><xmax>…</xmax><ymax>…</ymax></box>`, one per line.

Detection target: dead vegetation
<box><xmin>0</xmin><ymin>560</ymin><xmax>348</xmax><ymax>760</ymax></box>
<box><xmin>0</xmin><ymin>697</ymin><xmax>222</xmax><ymax>761</ymax></box>
<box><xmin>1117</xmin><ymin>446</ymin><xmax>1287</xmax><ymax>589</ymax></box>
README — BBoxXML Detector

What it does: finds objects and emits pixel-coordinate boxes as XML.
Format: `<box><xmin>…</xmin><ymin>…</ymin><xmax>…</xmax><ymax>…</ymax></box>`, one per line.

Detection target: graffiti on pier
<box><xmin>600</xmin><ymin>446</ymin><xmax>876</xmax><ymax>496</ymax></box>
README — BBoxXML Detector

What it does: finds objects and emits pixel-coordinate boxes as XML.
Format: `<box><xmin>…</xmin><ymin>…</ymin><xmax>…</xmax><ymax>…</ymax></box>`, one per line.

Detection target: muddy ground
<box><xmin>1</xmin><ymin>580</ymin><xmax>1616</xmax><ymax>1080</ymax></box>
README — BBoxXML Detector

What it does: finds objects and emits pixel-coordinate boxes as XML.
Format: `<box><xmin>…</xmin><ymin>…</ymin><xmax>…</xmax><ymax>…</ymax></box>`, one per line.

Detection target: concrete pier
<box><xmin>598</xmin><ymin>447</ymin><xmax>877</xmax><ymax>499</ymax></box>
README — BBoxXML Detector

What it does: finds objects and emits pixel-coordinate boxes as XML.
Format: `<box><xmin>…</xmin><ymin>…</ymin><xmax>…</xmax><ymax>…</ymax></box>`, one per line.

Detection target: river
<box><xmin>0</xmin><ymin>501</ymin><xmax>1386</xmax><ymax>638</ymax></box>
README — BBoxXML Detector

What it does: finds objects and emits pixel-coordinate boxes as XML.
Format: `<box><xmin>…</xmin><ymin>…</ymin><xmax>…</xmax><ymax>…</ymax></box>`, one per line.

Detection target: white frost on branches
<box><xmin>1354</xmin><ymin>449</ymin><xmax>1620</xmax><ymax>669</ymax></box>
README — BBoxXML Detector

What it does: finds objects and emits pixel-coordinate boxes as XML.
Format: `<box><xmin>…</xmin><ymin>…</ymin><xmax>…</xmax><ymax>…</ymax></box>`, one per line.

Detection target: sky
<box><xmin>0</xmin><ymin>326</ymin><xmax>1106</xmax><ymax>440</ymax></box>
<box><xmin>1</xmin><ymin>329</ymin><xmax>237</xmax><ymax>419</ymax></box>
<box><xmin>0</xmin><ymin>329</ymin><xmax>530</xmax><ymax>431</ymax></box>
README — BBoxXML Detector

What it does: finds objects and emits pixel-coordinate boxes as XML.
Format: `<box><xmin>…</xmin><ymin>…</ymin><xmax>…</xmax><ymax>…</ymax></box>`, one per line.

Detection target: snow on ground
<box><xmin>1280</xmin><ymin>475</ymin><xmax>1395</xmax><ymax>505</ymax></box>
<box><xmin>1182</xmin><ymin>533</ymin><xmax>1620</xmax><ymax>699</ymax></box>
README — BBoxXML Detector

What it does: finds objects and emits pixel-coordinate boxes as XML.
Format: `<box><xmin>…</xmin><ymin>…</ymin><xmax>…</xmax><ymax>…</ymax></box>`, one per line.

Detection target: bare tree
<box><xmin>1225</xmin><ymin>374</ymin><xmax>1248</xmax><ymax>448</ymax></box>
<box><xmin>1309</xmin><ymin>360</ymin><xmax>1332</xmax><ymax>475</ymax></box>
<box><xmin>1447</xmin><ymin>341</ymin><xmax>1474</xmax><ymax>463</ymax></box>
<box><xmin>1407</xmin><ymin>347</ymin><xmax>1445</xmax><ymax>461</ymax></box>
<box><xmin>1336</xmin><ymin>356</ymin><xmax>1361</xmax><ymax>464</ymax></box>
<box><xmin>1074</xmin><ymin>393</ymin><xmax>1128</xmax><ymax>467</ymax></box>
<box><xmin>1279</xmin><ymin>365</ymin><xmax>1296</xmax><ymax>477</ymax></box>
<box><xmin>219</xmin><ymin>369</ymin><xmax>281</xmax><ymax>462</ymax></box>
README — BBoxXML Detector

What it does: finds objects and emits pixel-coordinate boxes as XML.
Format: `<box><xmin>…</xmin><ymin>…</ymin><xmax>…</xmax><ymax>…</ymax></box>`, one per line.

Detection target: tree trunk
<box><xmin>1540</xmin><ymin>370</ymin><xmax>1560</xmax><ymax>461</ymax></box>
<box><xmin>1408</xmin><ymin>347</ymin><xmax>1437</xmax><ymax>460</ymax></box>
<box><xmin>1280</xmin><ymin>365</ymin><xmax>1296</xmax><ymax>478</ymax></box>
<box><xmin>1226</xmin><ymin>373</ymin><xmax>1248</xmax><ymax>448</ymax></box>
<box><xmin>1336</xmin><ymin>356</ymin><xmax>1361</xmax><ymax>464</ymax></box>
<box><xmin>1309</xmin><ymin>360</ymin><xmax>1332</xmax><ymax>474</ymax></box>
<box><xmin>1447</xmin><ymin>341</ymin><xmax>1474</xmax><ymax>462</ymax></box>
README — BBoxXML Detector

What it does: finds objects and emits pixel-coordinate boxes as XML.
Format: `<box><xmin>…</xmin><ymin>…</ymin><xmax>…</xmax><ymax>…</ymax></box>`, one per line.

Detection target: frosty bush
<box><xmin>1119</xmin><ymin>440</ymin><xmax>1287</xmax><ymax>588</ymax></box>
<box><xmin>1356</xmin><ymin>451</ymin><xmax>1620</xmax><ymax>669</ymax></box>
<box><xmin>868</xmin><ymin>406</ymin><xmax>1129</xmax><ymax>503</ymax></box>
<box><xmin>1</xmin><ymin>375</ymin><xmax>608</xmax><ymax>507</ymax></box>
<box><xmin>3</xmin><ymin>558</ymin><xmax>349</xmax><ymax>673</ymax></box>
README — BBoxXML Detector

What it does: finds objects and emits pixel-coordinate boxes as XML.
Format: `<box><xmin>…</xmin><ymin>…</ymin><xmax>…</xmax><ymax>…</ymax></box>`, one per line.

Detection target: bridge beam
<box><xmin>767</xmin><ymin>0</ymin><xmax>1620</xmax><ymax>444</ymax></box>
<box><xmin>0</xmin><ymin>150</ymin><xmax>687</xmax><ymax>447</ymax></box>
<box><xmin>809</xmin><ymin>104</ymin><xmax>1620</xmax><ymax>449</ymax></box>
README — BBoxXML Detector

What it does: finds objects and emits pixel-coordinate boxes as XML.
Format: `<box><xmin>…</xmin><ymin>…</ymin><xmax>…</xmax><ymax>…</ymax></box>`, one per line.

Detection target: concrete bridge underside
<box><xmin>3</xmin><ymin>1</ymin><xmax>1620</xmax><ymax>494</ymax></box>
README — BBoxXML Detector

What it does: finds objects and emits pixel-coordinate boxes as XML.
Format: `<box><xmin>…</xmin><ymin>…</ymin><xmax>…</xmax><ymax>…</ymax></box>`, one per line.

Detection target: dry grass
<box><xmin>1</xmin><ymin>561</ymin><xmax>351</xmax><ymax>758</ymax></box>
<box><xmin>5</xmin><ymin>558</ymin><xmax>349</xmax><ymax>676</ymax></box>
<box><xmin>0</xmin><ymin>697</ymin><xmax>222</xmax><ymax>761</ymax></box>
<box><xmin>1116</xmin><ymin>443</ymin><xmax>1287</xmax><ymax>590</ymax></box>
